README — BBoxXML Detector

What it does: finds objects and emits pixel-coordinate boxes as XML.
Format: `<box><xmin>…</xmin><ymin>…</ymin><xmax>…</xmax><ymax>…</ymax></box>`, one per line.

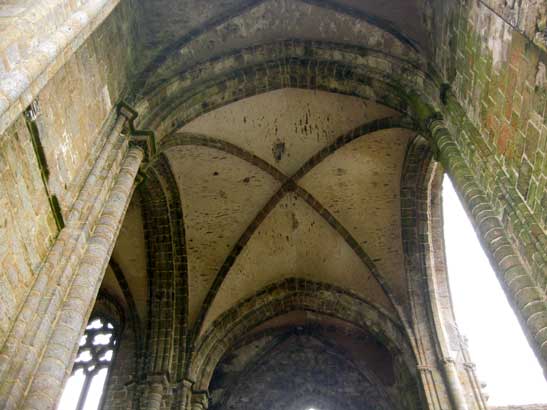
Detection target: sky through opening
<box><xmin>442</xmin><ymin>176</ymin><xmax>547</xmax><ymax>405</ymax></box>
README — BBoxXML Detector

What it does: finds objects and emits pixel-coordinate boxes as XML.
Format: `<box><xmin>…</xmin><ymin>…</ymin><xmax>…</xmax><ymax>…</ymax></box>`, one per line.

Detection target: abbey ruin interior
<box><xmin>0</xmin><ymin>0</ymin><xmax>546</xmax><ymax>409</ymax></box>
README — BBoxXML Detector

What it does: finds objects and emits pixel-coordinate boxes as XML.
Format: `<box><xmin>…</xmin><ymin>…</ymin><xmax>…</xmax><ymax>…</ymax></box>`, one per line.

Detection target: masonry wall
<box><xmin>440</xmin><ymin>0</ymin><xmax>546</xmax><ymax>258</ymax></box>
<box><xmin>0</xmin><ymin>0</ymin><xmax>138</xmax><ymax>349</ymax></box>
<box><xmin>32</xmin><ymin>0</ymin><xmax>138</xmax><ymax>216</ymax></box>
<box><xmin>0</xmin><ymin>115</ymin><xmax>57</xmax><ymax>346</ymax></box>
<box><xmin>435</xmin><ymin>0</ymin><xmax>547</xmax><ymax>338</ymax></box>
<box><xmin>103</xmin><ymin>326</ymin><xmax>140</xmax><ymax>410</ymax></box>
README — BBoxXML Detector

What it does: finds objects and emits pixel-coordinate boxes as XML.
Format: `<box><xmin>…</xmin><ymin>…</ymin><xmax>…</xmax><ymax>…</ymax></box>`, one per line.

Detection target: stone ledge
<box><xmin>0</xmin><ymin>0</ymin><xmax>120</xmax><ymax>136</ymax></box>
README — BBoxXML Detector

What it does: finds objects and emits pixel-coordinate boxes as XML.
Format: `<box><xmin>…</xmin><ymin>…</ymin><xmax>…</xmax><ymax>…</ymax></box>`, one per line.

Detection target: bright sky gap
<box><xmin>442</xmin><ymin>176</ymin><xmax>547</xmax><ymax>405</ymax></box>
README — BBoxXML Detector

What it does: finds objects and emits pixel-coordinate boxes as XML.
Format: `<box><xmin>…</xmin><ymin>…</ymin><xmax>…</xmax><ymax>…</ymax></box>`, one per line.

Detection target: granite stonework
<box><xmin>0</xmin><ymin>1</ymin><xmax>545</xmax><ymax>410</ymax></box>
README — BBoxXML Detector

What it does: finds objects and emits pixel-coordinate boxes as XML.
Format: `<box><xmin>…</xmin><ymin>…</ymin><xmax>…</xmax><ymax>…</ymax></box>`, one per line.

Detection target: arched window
<box><xmin>442</xmin><ymin>175</ymin><xmax>547</xmax><ymax>405</ymax></box>
<box><xmin>57</xmin><ymin>317</ymin><xmax>118</xmax><ymax>410</ymax></box>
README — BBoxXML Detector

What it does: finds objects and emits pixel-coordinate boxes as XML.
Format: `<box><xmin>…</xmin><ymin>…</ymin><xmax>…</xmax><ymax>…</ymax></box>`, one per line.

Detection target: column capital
<box><xmin>463</xmin><ymin>362</ymin><xmax>476</xmax><ymax>370</ymax></box>
<box><xmin>146</xmin><ymin>373</ymin><xmax>170</xmax><ymax>387</ymax></box>
<box><xmin>181</xmin><ymin>378</ymin><xmax>194</xmax><ymax>389</ymax></box>
<box><xmin>441</xmin><ymin>356</ymin><xmax>456</xmax><ymax>365</ymax></box>
<box><xmin>425</xmin><ymin>116</ymin><xmax>450</xmax><ymax>138</ymax></box>
<box><xmin>417</xmin><ymin>364</ymin><xmax>433</xmax><ymax>373</ymax></box>
<box><xmin>191</xmin><ymin>390</ymin><xmax>209</xmax><ymax>410</ymax></box>
<box><xmin>117</xmin><ymin>101</ymin><xmax>156</xmax><ymax>163</ymax></box>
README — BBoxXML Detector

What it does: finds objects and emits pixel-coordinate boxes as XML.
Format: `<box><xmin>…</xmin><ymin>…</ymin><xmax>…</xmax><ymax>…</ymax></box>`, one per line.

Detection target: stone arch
<box><xmin>99</xmin><ymin>262</ymin><xmax>144</xmax><ymax>410</ymax></box>
<box><xmin>155</xmin><ymin>115</ymin><xmax>416</xmax><ymax>344</ymax></box>
<box><xmin>400</xmin><ymin>135</ymin><xmax>487</xmax><ymax>409</ymax></box>
<box><xmin>60</xmin><ymin>288</ymin><xmax>129</xmax><ymax>410</ymax></box>
<box><xmin>399</xmin><ymin>130</ymin><xmax>547</xmax><ymax>408</ymax></box>
<box><xmin>211</xmin><ymin>333</ymin><xmax>398</xmax><ymax>410</ymax></box>
<box><xmin>207</xmin><ymin>318</ymin><xmax>401</xmax><ymax>410</ymax></box>
<box><xmin>188</xmin><ymin>278</ymin><xmax>417</xmax><ymax>391</ymax></box>
<box><xmin>251</xmin><ymin>338</ymin><xmax>398</xmax><ymax>409</ymax></box>
<box><xmin>92</xmin><ymin>290</ymin><xmax>127</xmax><ymax>335</ymax></box>
<box><xmin>131</xmin><ymin>40</ymin><xmax>440</xmax><ymax>138</ymax></box>
<box><xmin>134</xmin><ymin>35</ymin><xmax>546</xmax><ymax>367</ymax></box>
<box><xmin>108</xmin><ymin>259</ymin><xmax>143</xmax><ymax>339</ymax></box>
<box><xmin>139</xmin><ymin>156</ymin><xmax>188</xmax><ymax>380</ymax></box>
<box><xmin>130</xmin><ymin>0</ymin><xmax>425</xmax><ymax>97</ymax></box>
<box><xmin>132</xmin><ymin>33</ymin><xmax>546</xmax><ymax>383</ymax></box>
<box><xmin>427</xmin><ymin>119</ymin><xmax>547</xmax><ymax>371</ymax></box>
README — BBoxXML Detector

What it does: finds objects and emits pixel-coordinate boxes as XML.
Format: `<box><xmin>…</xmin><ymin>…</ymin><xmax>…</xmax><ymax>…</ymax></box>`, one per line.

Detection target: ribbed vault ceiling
<box><xmin>131</xmin><ymin>0</ymin><xmax>429</xmax><ymax>101</ymax></box>
<box><xmin>137</xmin><ymin>0</ymin><xmax>428</xmax><ymax>53</ymax></box>
<box><xmin>154</xmin><ymin>88</ymin><xmax>416</xmax><ymax>334</ymax></box>
<box><xmin>111</xmin><ymin>88</ymin><xmax>416</xmax><ymax>328</ymax></box>
<box><xmin>108</xmin><ymin>0</ymin><xmax>429</xmax><ymax>365</ymax></box>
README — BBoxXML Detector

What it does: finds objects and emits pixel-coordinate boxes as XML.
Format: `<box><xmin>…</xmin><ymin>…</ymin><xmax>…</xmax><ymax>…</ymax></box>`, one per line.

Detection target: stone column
<box><xmin>22</xmin><ymin>142</ymin><xmax>145</xmax><ymax>410</ymax></box>
<box><xmin>190</xmin><ymin>391</ymin><xmax>209</xmax><ymax>410</ymax></box>
<box><xmin>144</xmin><ymin>375</ymin><xmax>170</xmax><ymax>410</ymax></box>
<box><xmin>171</xmin><ymin>378</ymin><xmax>194</xmax><ymax>410</ymax></box>
<box><xmin>0</xmin><ymin>112</ymin><xmax>132</xmax><ymax>410</ymax></box>
<box><xmin>0</xmin><ymin>104</ymin><xmax>153</xmax><ymax>410</ymax></box>
<box><xmin>428</xmin><ymin>118</ymin><xmax>547</xmax><ymax>372</ymax></box>
<box><xmin>441</xmin><ymin>357</ymin><xmax>470</xmax><ymax>410</ymax></box>
<box><xmin>416</xmin><ymin>365</ymin><xmax>443</xmax><ymax>410</ymax></box>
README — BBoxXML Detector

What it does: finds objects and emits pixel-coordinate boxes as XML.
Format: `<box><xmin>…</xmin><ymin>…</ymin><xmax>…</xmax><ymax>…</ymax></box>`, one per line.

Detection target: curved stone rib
<box><xmin>131</xmin><ymin>0</ymin><xmax>420</xmax><ymax>99</ymax></box>
<box><xmin>291</xmin><ymin>115</ymin><xmax>414</xmax><ymax>181</ymax></box>
<box><xmin>137</xmin><ymin>42</ymin><xmax>432</xmax><ymax>134</ymax></box>
<box><xmin>300</xmin><ymin>0</ymin><xmax>419</xmax><ymax>50</ymax></box>
<box><xmin>159</xmin><ymin>133</ymin><xmax>288</xmax><ymax>183</ymax></box>
<box><xmin>429</xmin><ymin>119</ymin><xmax>547</xmax><ymax>371</ymax></box>
<box><xmin>293</xmin><ymin>186</ymin><xmax>401</xmax><ymax>313</ymax></box>
<box><xmin>109</xmin><ymin>259</ymin><xmax>142</xmax><ymax>336</ymax></box>
<box><xmin>187</xmin><ymin>185</ymin><xmax>289</xmax><ymax>362</ymax></box>
<box><xmin>157</xmin><ymin>115</ymin><xmax>411</xmax><ymax>351</ymax></box>
<box><xmin>191</xmin><ymin>277</ymin><xmax>412</xmax><ymax>390</ymax></box>
<box><xmin>140</xmin><ymin>158</ymin><xmax>188</xmax><ymax>379</ymax></box>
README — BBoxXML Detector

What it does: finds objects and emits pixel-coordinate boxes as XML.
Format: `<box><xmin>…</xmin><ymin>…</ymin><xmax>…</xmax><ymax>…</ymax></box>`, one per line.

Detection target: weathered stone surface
<box><xmin>0</xmin><ymin>1</ymin><xmax>545</xmax><ymax>410</ymax></box>
<box><xmin>0</xmin><ymin>115</ymin><xmax>57</xmax><ymax>347</ymax></box>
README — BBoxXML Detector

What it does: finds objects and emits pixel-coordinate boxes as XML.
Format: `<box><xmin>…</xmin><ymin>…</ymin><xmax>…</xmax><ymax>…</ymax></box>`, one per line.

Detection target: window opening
<box><xmin>57</xmin><ymin>318</ymin><xmax>117</xmax><ymax>410</ymax></box>
<box><xmin>442</xmin><ymin>175</ymin><xmax>547</xmax><ymax>405</ymax></box>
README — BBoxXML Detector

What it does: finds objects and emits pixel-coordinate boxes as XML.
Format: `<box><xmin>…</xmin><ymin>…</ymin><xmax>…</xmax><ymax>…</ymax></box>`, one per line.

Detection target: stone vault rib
<box><xmin>157</xmin><ymin>115</ymin><xmax>414</xmax><ymax>348</ymax></box>
<box><xmin>131</xmin><ymin>0</ymin><xmax>418</xmax><ymax>99</ymax></box>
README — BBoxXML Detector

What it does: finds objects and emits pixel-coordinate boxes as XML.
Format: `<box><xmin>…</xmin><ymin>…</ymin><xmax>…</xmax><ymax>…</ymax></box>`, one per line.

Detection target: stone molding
<box><xmin>401</xmin><ymin>136</ymin><xmax>488</xmax><ymax>410</ymax></box>
<box><xmin>118</xmin><ymin>102</ymin><xmax>157</xmax><ymax>163</ymax></box>
<box><xmin>191</xmin><ymin>391</ymin><xmax>209</xmax><ymax>410</ymax></box>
